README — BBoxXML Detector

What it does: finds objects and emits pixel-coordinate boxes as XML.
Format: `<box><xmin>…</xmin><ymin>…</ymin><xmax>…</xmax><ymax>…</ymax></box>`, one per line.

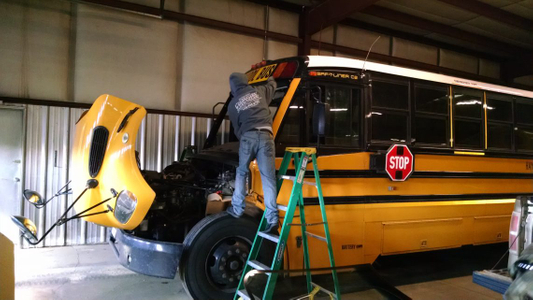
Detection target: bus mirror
<box><xmin>313</xmin><ymin>102</ymin><xmax>326</xmax><ymax>137</ymax></box>
<box><xmin>11</xmin><ymin>215</ymin><xmax>38</xmax><ymax>244</ymax></box>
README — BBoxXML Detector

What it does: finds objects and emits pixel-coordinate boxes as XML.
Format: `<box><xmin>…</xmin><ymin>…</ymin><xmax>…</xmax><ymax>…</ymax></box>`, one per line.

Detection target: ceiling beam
<box><xmin>362</xmin><ymin>5</ymin><xmax>527</xmax><ymax>56</ymax></box>
<box><xmin>436</xmin><ymin>0</ymin><xmax>533</xmax><ymax>30</ymax></box>
<box><xmin>340</xmin><ymin>19</ymin><xmax>505</xmax><ymax>62</ymax></box>
<box><xmin>306</xmin><ymin>0</ymin><xmax>380</xmax><ymax>35</ymax></box>
<box><xmin>245</xmin><ymin>0</ymin><xmax>302</xmax><ymax>13</ymax></box>
<box><xmin>76</xmin><ymin>0</ymin><xmax>300</xmax><ymax>44</ymax></box>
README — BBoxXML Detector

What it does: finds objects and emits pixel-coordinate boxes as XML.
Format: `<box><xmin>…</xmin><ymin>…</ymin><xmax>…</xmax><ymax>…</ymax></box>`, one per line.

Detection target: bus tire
<box><xmin>180</xmin><ymin>212</ymin><xmax>260</xmax><ymax>300</ymax></box>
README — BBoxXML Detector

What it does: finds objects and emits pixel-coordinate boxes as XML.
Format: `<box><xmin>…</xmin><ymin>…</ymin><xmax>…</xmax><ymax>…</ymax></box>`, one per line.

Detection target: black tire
<box><xmin>180</xmin><ymin>212</ymin><xmax>262</xmax><ymax>300</ymax></box>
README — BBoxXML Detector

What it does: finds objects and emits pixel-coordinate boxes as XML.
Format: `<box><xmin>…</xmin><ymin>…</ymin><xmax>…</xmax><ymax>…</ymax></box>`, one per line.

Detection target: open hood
<box><xmin>71</xmin><ymin>94</ymin><xmax>155</xmax><ymax>230</ymax></box>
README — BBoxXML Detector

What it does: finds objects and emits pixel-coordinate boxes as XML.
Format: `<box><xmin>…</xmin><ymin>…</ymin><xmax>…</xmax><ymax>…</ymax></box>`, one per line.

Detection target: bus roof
<box><xmin>307</xmin><ymin>55</ymin><xmax>533</xmax><ymax>98</ymax></box>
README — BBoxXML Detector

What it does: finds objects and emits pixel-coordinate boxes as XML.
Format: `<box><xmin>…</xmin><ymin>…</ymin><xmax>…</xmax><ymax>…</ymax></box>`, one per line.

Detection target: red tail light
<box><xmin>509</xmin><ymin>211</ymin><xmax>520</xmax><ymax>252</ymax></box>
<box><xmin>273</xmin><ymin>62</ymin><xmax>287</xmax><ymax>78</ymax></box>
<box><xmin>273</xmin><ymin>61</ymin><xmax>298</xmax><ymax>79</ymax></box>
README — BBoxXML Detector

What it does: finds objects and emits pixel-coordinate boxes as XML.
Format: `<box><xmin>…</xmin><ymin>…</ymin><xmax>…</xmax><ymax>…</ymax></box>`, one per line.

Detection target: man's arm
<box><xmin>255</xmin><ymin>77</ymin><xmax>277</xmax><ymax>106</ymax></box>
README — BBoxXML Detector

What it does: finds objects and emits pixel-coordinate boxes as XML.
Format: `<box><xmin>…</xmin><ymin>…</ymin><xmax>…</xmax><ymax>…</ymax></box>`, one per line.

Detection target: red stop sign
<box><xmin>385</xmin><ymin>144</ymin><xmax>414</xmax><ymax>181</ymax></box>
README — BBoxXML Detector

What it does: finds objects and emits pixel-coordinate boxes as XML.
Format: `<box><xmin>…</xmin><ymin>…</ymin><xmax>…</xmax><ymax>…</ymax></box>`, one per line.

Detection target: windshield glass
<box><xmin>261</xmin><ymin>78</ymin><xmax>292</xmax><ymax>120</ymax></box>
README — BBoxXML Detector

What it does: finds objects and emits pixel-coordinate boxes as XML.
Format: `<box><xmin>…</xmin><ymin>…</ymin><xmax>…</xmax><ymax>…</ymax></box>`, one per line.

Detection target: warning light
<box><xmin>309</xmin><ymin>71</ymin><xmax>317</xmax><ymax>76</ymax></box>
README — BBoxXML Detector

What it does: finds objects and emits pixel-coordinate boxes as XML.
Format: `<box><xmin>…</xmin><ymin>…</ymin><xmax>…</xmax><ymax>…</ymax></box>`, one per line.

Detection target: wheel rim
<box><xmin>206</xmin><ymin>236</ymin><xmax>251</xmax><ymax>290</ymax></box>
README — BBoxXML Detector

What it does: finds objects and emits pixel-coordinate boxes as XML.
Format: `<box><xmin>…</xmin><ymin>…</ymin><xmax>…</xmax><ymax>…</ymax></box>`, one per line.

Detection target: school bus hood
<box><xmin>71</xmin><ymin>94</ymin><xmax>155</xmax><ymax>230</ymax></box>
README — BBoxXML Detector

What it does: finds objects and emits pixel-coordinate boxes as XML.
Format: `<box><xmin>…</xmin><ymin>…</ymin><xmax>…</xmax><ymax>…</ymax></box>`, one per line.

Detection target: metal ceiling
<box><xmin>264</xmin><ymin>0</ymin><xmax>533</xmax><ymax>84</ymax></box>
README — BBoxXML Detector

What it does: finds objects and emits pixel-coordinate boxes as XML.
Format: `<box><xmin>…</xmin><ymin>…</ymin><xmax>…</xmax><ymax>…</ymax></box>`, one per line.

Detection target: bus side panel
<box><xmin>282</xmin><ymin>200</ymin><xmax>514</xmax><ymax>269</ymax></box>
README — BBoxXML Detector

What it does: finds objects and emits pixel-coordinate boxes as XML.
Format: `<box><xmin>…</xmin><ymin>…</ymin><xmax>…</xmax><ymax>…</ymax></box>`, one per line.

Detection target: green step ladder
<box><xmin>234</xmin><ymin>147</ymin><xmax>341</xmax><ymax>300</ymax></box>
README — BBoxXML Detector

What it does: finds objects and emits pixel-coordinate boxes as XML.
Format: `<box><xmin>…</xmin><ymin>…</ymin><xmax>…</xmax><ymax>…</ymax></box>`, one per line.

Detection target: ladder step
<box><xmin>279</xmin><ymin>175</ymin><xmax>317</xmax><ymax>186</ymax></box>
<box><xmin>311</xmin><ymin>282</ymin><xmax>337</xmax><ymax>299</ymax></box>
<box><xmin>288</xmin><ymin>222</ymin><xmax>326</xmax><ymax>227</ymax></box>
<box><xmin>237</xmin><ymin>289</ymin><xmax>254</xmax><ymax>300</ymax></box>
<box><xmin>257</xmin><ymin>231</ymin><xmax>280</xmax><ymax>243</ymax></box>
<box><xmin>277</xmin><ymin>204</ymin><xmax>287</xmax><ymax>211</ymax></box>
<box><xmin>306</xmin><ymin>232</ymin><xmax>327</xmax><ymax>242</ymax></box>
<box><xmin>247</xmin><ymin>260</ymin><xmax>271</xmax><ymax>271</ymax></box>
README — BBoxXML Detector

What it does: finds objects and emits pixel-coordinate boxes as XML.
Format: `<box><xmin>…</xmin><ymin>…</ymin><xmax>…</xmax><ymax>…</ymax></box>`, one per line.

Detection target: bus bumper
<box><xmin>108</xmin><ymin>228</ymin><xmax>183</xmax><ymax>279</ymax></box>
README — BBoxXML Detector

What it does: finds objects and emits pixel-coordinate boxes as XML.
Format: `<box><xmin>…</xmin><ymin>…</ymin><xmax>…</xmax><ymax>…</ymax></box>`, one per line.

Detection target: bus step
<box><xmin>257</xmin><ymin>231</ymin><xmax>280</xmax><ymax>243</ymax></box>
<box><xmin>306</xmin><ymin>232</ymin><xmax>327</xmax><ymax>242</ymax></box>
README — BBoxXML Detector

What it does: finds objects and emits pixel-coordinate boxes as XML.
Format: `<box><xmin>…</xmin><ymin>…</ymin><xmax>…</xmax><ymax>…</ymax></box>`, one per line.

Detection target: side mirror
<box><xmin>11</xmin><ymin>215</ymin><xmax>38</xmax><ymax>244</ymax></box>
<box><xmin>313</xmin><ymin>102</ymin><xmax>327</xmax><ymax>137</ymax></box>
<box><xmin>23</xmin><ymin>190</ymin><xmax>44</xmax><ymax>207</ymax></box>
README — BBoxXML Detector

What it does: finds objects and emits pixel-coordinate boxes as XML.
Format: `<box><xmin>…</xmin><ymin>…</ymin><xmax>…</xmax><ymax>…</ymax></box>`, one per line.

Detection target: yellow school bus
<box><xmin>66</xmin><ymin>56</ymin><xmax>533</xmax><ymax>299</ymax></box>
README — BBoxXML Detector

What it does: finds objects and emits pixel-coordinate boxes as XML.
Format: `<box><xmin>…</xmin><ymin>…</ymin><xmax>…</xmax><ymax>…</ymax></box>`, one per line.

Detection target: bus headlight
<box><xmin>114</xmin><ymin>190</ymin><xmax>137</xmax><ymax>224</ymax></box>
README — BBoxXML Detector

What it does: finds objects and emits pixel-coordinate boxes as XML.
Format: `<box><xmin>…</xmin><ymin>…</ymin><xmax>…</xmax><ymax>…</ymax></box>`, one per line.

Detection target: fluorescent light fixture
<box><xmin>456</xmin><ymin>100</ymin><xmax>482</xmax><ymax>105</ymax></box>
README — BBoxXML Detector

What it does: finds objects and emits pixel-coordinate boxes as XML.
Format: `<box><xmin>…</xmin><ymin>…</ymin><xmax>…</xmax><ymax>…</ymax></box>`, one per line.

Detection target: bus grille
<box><xmin>89</xmin><ymin>126</ymin><xmax>109</xmax><ymax>178</ymax></box>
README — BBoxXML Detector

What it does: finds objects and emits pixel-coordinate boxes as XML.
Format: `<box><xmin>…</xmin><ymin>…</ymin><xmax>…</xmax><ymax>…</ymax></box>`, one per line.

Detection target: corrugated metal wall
<box><xmin>21</xmin><ymin>104</ymin><xmax>230</xmax><ymax>247</ymax></box>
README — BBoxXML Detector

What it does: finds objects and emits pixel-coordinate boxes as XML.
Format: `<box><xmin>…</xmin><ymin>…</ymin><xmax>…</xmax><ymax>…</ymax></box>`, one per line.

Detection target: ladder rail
<box><xmin>234</xmin><ymin>148</ymin><xmax>341</xmax><ymax>300</ymax></box>
<box><xmin>262</xmin><ymin>152</ymin><xmax>307</xmax><ymax>300</ymax></box>
<box><xmin>312</xmin><ymin>154</ymin><xmax>341</xmax><ymax>299</ymax></box>
<box><xmin>298</xmin><ymin>190</ymin><xmax>313</xmax><ymax>293</ymax></box>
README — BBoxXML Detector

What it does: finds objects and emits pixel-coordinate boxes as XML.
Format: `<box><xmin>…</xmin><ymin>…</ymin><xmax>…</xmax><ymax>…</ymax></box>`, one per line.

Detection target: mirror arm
<box><xmin>32</xmin><ymin>181</ymin><xmax>73</xmax><ymax>208</ymax></box>
<box><xmin>59</xmin><ymin>196</ymin><xmax>114</xmax><ymax>225</ymax></box>
<box><xmin>25</xmin><ymin>222</ymin><xmax>60</xmax><ymax>245</ymax></box>
<box><xmin>61</xmin><ymin>210</ymin><xmax>110</xmax><ymax>224</ymax></box>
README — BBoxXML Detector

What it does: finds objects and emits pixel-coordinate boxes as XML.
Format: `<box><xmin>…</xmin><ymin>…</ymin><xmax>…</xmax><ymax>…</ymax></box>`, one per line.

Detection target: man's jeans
<box><xmin>232</xmin><ymin>130</ymin><xmax>278</xmax><ymax>225</ymax></box>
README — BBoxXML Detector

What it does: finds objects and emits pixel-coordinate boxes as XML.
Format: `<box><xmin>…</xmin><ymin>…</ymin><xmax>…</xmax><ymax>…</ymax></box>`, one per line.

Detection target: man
<box><xmin>226</xmin><ymin>72</ymin><xmax>279</xmax><ymax>234</ymax></box>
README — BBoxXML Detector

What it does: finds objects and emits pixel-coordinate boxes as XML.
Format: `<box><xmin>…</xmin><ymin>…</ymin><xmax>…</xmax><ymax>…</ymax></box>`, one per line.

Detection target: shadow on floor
<box><xmin>372</xmin><ymin>243</ymin><xmax>508</xmax><ymax>286</ymax></box>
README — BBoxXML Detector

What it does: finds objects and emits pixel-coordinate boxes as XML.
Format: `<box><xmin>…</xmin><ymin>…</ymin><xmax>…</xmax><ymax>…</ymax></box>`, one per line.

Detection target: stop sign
<box><xmin>385</xmin><ymin>144</ymin><xmax>414</xmax><ymax>181</ymax></box>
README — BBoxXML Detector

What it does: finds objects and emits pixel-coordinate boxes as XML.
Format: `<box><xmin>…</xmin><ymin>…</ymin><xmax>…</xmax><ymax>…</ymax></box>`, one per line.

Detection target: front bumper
<box><xmin>108</xmin><ymin>228</ymin><xmax>183</xmax><ymax>279</ymax></box>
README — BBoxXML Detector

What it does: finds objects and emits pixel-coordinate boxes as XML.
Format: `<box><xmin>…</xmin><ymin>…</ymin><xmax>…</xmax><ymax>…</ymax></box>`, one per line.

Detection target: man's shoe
<box><xmin>226</xmin><ymin>206</ymin><xmax>243</xmax><ymax>218</ymax></box>
<box><xmin>261</xmin><ymin>222</ymin><xmax>279</xmax><ymax>235</ymax></box>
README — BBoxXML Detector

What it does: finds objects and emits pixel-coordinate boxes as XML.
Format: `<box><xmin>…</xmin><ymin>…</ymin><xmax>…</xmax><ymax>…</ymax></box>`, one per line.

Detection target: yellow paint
<box><xmin>285</xmin><ymin>147</ymin><xmax>316</xmax><ymax>154</ymax></box>
<box><xmin>272</xmin><ymin>78</ymin><xmax>301</xmax><ymax>137</ymax></box>
<box><xmin>71</xmin><ymin>95</ymin><xmax>155</xmax><ymax>230</ymax></box>
<box><xmin>250</xmin><ymin>142</ymin><xmax>531</xmax><ymax>268</ymax></box>
<box><xmin>246</xmin><ymin>64</ymin><xmax>277</xmax><ymax>84</ymax></box>
<box><xmin>454</xmin><ymin>151</ymin><xmax>485</xmax><ymax>156</ymax></box>
<box><xmin>278</xmin><ymin>199</ymin><xmax>515</xmax><ymax>269</ymax></box>
<box><xmin>449</xmin><ymin>86</ymin><xmax>454</xmax><ymax>147</ymax></box>
<box><xmin>484</xmin><ymin>91</ymin><xmax>488</xmax><ymax>149</ymax></box>
<box><xmin>0</xmin><ymin>233</ymin><xmax>14</xmax><ymax>300</ymax></box>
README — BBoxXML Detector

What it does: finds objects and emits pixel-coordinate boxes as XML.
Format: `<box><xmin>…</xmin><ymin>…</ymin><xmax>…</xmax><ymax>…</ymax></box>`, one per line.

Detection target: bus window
<box><xmin>453</xmin><ymin>87</ymin><xmax>483</xmax><ymax>149</ymax></box>
<box><xmin>486</xmin><ymin>93</ymin><xmax>513</xmax><ymax>150</ymax></box>
<box><xmin>276</xmin><ymin>88</ymin><xmax>305</xmax><ymax>153</ymax></box>
<box><xmin>325</xmin><ymin>87</ymin><xmax>361</xmax><ymax>146</ymax></box>
<box><xmin>413</xmin><ymin>82</ymin><xmax>449</xmax><ymax>146</ymax></box>
<box><xmin>370</xmin><ymin>76</ymin><xmax>409</xmax><ymax>143</ymax></box>
<box><xmin>309</xmin><ymin>85</ymin><xmax>361</xmax><ymax>148</ymax></box>
<box><xmin>515</xmin><ymin>98</ymin><xmax>533</xmax><ymax>152</ymax></box>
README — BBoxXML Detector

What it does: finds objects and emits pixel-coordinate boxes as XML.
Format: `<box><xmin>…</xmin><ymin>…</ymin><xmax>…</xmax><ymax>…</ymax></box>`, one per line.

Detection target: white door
<box><xmin>0</xmin><ymin>108</ymin><xmax>24</xmax><ymax>243</ymax></box>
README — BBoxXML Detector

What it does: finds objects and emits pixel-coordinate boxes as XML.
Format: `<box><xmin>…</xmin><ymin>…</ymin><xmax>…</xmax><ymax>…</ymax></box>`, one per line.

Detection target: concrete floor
<box><xmin>14</xmin><ymin>244</ymin><xmax>503</xmax><ymax>300</ymax></box>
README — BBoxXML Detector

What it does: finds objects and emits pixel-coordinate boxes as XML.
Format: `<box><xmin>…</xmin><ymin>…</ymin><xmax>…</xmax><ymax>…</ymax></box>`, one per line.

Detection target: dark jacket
<box><xmin>228</xmin><ymin>73</ymin><xmax>277</xmax><ymax>139</ymax></box>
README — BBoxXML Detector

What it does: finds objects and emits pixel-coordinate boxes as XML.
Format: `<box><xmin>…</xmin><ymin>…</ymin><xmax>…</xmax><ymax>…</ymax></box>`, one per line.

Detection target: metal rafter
<box><xmin>436</xmin><ymin>0</ymin><xmax>533</xmax><ymax>30</ymax></box>
<box><xmin>306</xmin><ymin>0</ymin><xmax>380</xmax><ymax>35</ymax></box>
<box><xmin>340</xmin><ymin>19</ymin><xmax>506</xmax><ymax>62</ymax></box>
<box><xmin>362</xmin><ymin>5</ymin><xmax>527</xmax><ymax>56</ymax></box>
<box><xmin>75</xmin><ymin>0</ymin><xmax>301</xmax><ymax>44</ymax></box>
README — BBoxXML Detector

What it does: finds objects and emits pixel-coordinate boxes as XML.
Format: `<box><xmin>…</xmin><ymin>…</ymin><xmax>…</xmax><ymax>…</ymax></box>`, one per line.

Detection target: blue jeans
<box><xmin>232</xmin><ymin>131</ymin><xmax>278</xmax><ymax>224</ymax></box>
